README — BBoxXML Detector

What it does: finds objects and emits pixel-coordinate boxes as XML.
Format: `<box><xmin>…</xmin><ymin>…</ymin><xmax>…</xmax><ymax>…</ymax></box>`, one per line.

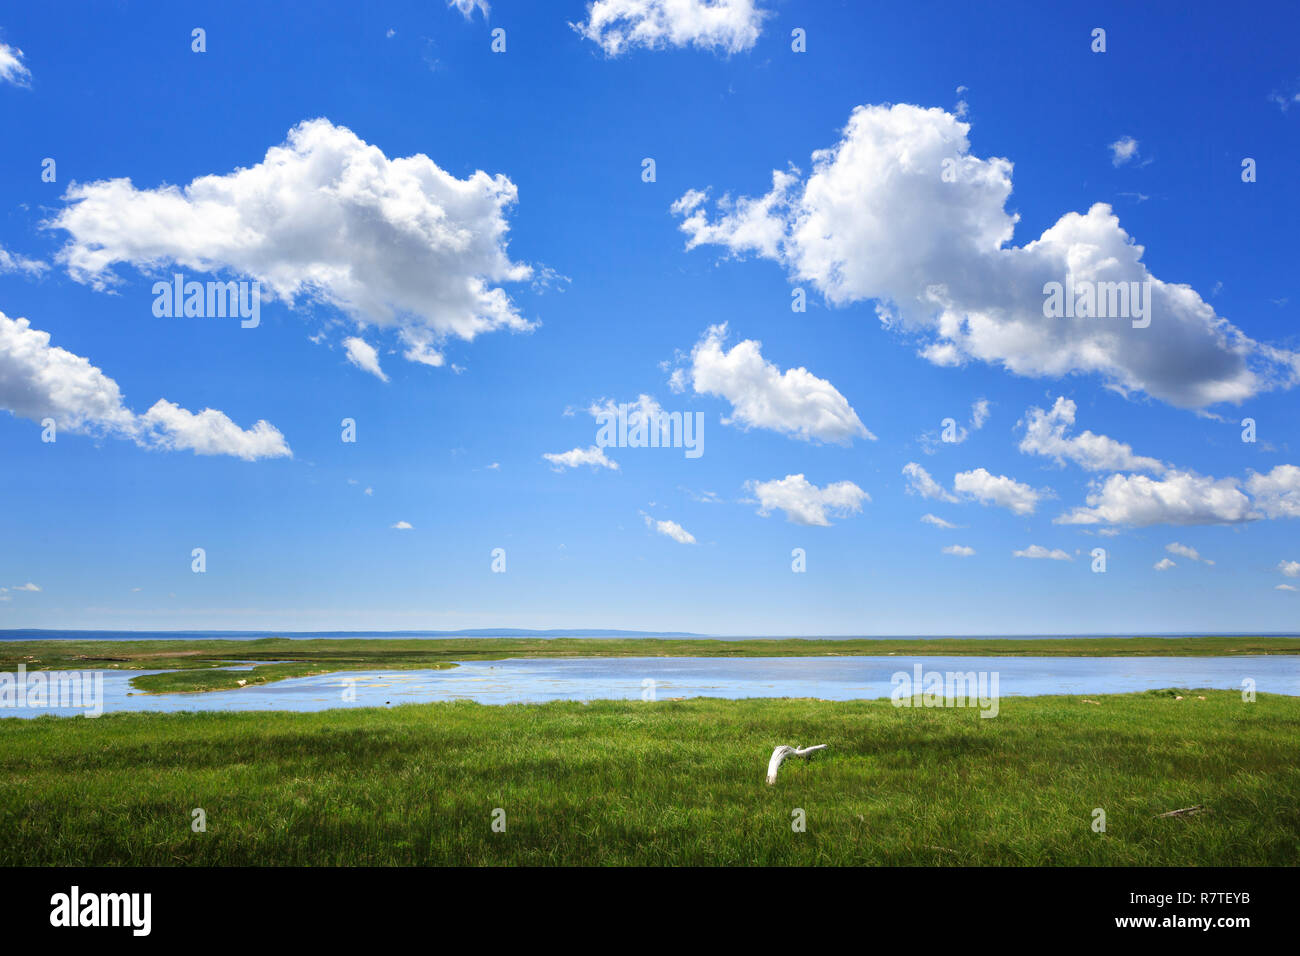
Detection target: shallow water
<box><xmin>1</xmin><ymin>655</ymin><xmax>1295</xmax><ymax>718</ymax></box>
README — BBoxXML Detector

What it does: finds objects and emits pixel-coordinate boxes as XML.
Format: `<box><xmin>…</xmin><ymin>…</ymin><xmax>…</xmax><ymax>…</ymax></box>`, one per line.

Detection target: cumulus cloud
<box><xmin>746</xmin><ymin>474</ymin><xmax>868</xmax><ymax>526</ymax></box>
<box><xmin>1109</xmin><ymin>136</ymin><xmax>1140</xmax><ymax>167</ymax></box>
<box><xmin>391</xmin><ymin>520</ymin><xmax>413</xmax><ymax>530</ymax></box>
<box><xmin>673</xmin><ymin>103</ymin><xmax>1299</xmax><ymax>409</ymax></box>
<box><xmin>1056</xmin><ymin>471</ymin><xmax>1255</xmax><ymax>527</ymax></box>
<box><xmin>904</xmin><ymin>462</ymin><xmax>1042</xmax><ymax>514</ymax></box>
<box><xmin>943</xmin><ymin>544</ymin><xmax>975</xmax><ymax>557</ymax></box>
<box><xmin>572</xmin><ymin>0</ymin><xmax>768</xmax><ymax>56</ymax></box>
<box><xmin>1278</xmin><ymin>560</ymin><xmax>1300</xmax><ymax>578</ymax></box>
<box><xmin>643</xmin><ymin>513</ymin><xmax>695</xmax><ymax>544</ymax></box>
<box><xmin>1154</xmin><ymin>557</ymin><xmax>1176</xmax><ymax>571</ymax></box>
<box><xmin>138</xmin><ymin>400</ymin><xmax>293</xmax><ymax>460</ymax></box>
<box><xmin>671</xmin><ymin>324</ymin><xmax>871</xmax><ymax>443</ymax></box>
<box><xmin>953</xmin><ymin>467</ymin><xmax>1043</xmax><ymax>515</ymax></box>
<box><xmin>344</xmin><ymin>337</ymin><xmax>388</xmax><ymax>382</ymax></box>
<box><xmin>12</xmin><ymin>582</ymin><xmax>40</xmax><ymax>592</ymax></box>
<box><xmin>1055</xmin><ymin>463</ymin><xmax>1300</xmax><ymax>528</ymax></box>
<box><xmin>0</xmin><ymin>41</ymin><xmax>30</xmax><ymax>87</ymax></box>
<box><xmin>49</xmin><ymin>119</ymin><xmax>535</xmax><ymax>369</ymax></box>
<box><xmin>1014</xmin><ymin>545</ymin><xmax>1072</xmax><ymax>560</ymax></box>
<box><xmin>543</xmin><ymin>445</ymin><xmax>619</xmax><ymax>471</ymax></box>
<box><xmin>0</xmin><ymin>311</ymin><xmax>290</xmax><ymax>460</ymax></box>
<box><xmin>1019</xmin><ymin>397</ymin><xmax>1167</xmax><ymax>473</ymax></box>
<box><xmin>1246</xmin><ymin>464</ymin><xmax>1300</xmax><ymax>518</ymax></box>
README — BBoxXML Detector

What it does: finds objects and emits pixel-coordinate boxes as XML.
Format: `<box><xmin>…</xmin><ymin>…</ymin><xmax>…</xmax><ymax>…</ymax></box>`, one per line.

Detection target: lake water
<box><xmin>0</xmin><ymin>655</ymin><xmax>1295</xmax><ymax>717</ymax></box>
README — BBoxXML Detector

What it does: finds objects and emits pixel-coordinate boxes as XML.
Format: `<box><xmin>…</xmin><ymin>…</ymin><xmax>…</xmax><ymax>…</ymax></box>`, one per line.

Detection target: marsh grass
<box><xmin>1</xmin><ymin>689</ymin><xmax>1296</xmax><ymax>866</ymax></box>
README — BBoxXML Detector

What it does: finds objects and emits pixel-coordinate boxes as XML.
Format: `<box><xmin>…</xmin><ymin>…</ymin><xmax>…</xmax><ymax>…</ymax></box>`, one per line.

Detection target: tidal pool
<box><xmin>0</xmin><ymin>655</ymin><xmax>1295</xmax><ymax>718</ymax></box>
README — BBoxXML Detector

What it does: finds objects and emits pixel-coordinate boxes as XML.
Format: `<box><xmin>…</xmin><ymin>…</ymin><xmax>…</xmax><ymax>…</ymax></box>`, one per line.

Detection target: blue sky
<box><xmin>1</xmin><ymin>0</ymin><xmax>1298</xmax><ymax>635</ymax></box>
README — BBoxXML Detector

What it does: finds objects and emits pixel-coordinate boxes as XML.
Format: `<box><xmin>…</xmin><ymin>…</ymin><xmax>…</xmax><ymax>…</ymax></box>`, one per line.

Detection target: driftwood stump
<box><xmin>765</xmin><ymin>744</ymin><xmax>827</xmax><ymax>784</ymax></box>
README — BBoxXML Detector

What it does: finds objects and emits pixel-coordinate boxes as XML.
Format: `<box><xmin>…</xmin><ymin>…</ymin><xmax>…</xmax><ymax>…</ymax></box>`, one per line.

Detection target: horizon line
<box><xmin>3</xmin><ymin>628</ymin><xmax>1300</xmax><ymax>640</ymax></box>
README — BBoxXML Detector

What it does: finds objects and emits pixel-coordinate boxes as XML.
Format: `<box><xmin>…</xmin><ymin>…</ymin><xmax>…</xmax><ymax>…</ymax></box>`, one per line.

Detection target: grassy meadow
<box><xmin>2</xmin><ymin>687</ymin><xmax>1297</xmax><ymax>866</ymax></box>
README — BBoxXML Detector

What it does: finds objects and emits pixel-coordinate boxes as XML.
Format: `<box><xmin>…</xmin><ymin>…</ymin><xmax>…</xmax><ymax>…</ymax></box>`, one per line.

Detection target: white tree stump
<box><xmin>765</xmin><ymin>744</ymin><xmax>827</xmax><ymax>784</ymax></box>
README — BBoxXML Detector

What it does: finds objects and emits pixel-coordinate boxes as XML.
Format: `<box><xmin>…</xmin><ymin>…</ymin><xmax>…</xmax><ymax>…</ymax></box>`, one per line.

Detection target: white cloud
<box><xmin>573</xmin><ymin>0</ymin><xmax>768</xmax><ymax>56</ymax></box>
<box><xmin>12</xmin><ymin>582</ymin><xmax>40</xmax><ymax>592</ymax></box>
<box><xmin>0</xmin><ymin>311</ymin><xmax>290</xmax><ymax>460</ymax></box>
<box><xmin>1166</xmin><ymin>542</ymin><xmax>1213</xmax><ymax>565</ymax></box>
<box><xmin>543</xmin><ymin>445</ymin><xmax>619</xmax><ymax>471</ymax></box>
<box><xmin>0</xmin><ymin>41</ymin><xmax>30</xmax><ymax>87</ymax></box>
<box><xmin>905</xmin><ymin>461</ymin><xmax>1042</xmax><ymax>514</ymax></box>
<box><xmin>0</xmin><ymin>244</ymin><xmax>47</xmax><ymax>276</ymax></box>
<box><xmin>1109</xmin><ymin>136</ymin><xmax>1140</xmax><ymax>167</ymax></box>
<box><xmin>746</xmin><ymin>474</ymin><xmax>868</xmax><ymax>526</ymax></box>
<box><xmin>673</xmin><ymin>103</ymin><xmax>1299</xmax><ymax>409</ymax></box>
<box><xmin>50</xmin><ymin>119</ymin><xmax>535</xmax><ymax>370</ymax></box>
<box><xmin>1279</xmin><ymin>560</ymin><xmax>1300</xmax><ymax>578</ymax></box>
<box><xmin>953</xmin><ymin>467</ymin><xmax>1043</xmax><ymax>515</ymax></box>
<box><xmin>943</xmin><ymin>544</ymin><xmax>975</xmax><ymax>557</ymax></box>
<box><xmin>1056</xmin><ymin>471</ymin><xmax>1255</xmax><ymax>527</ymax></box>
<box><xmin>1246</xmin><ymin>464</ymin><xmax>1300</xmax><ymax>518</ymax></box>
<box><xmin>391</xmin><ymin>521</ymin><xmax>413</xmax><ymax>530</ymax></box>
<box><xmin>344</xmin><ymin>337</ymin><xmax>389</xmax><ymax>382</ymax></box>
<box><xmin>1055</xmin><ymin>463</ymin><xmax>1300</xmax><ymax>528</ymax></box>
<box><xmin>1154</xmin><ymin>557</ymin><xmax>1176</xmax><ymax>570</ymax></box>
<box><xmin>920</xmin><ymin>513</ymin><xmax>959</xmax><ymax>529</ymax></box>
<box><xmin>1276</xmin><ymin>584</ymin><xmax>1298</xmax><ymax>592</ymax></box>
<box><xmin>673</xmin><ymin>324</ymin><xmax>872</xmax><ymax>443</ymax></box>
<box><xmin>903</xmin><ymin>462</ymin><xmax>958</xmax><ymax>503</ymax></box>
<box><xmin>643</xmin><ymin>514</ymin><xmax>695</xmax><ymax>544</ymax></box>
<box><xmin>1019</xmin><ymin>397</ymin><xmax>1167</xmax><ymax>473</ymax></box>
<box><xmin>138</xmin><ymin>400</ymin><xmax>294</xmax><ymax>461</ymax></box>
<box><xmin>448</xmin><ymin>0</ymin><xmax>490</xmax><ymax>19</ymax></box>
<box><xmin>970</xmin><ymin>398</ymin><xmax>990</xmax><ymax>429</ymax></box>
<box><xmin>1014</xmin><ymin>545</ymin><xmax>1072</xmax><ymax>560</ymax></box>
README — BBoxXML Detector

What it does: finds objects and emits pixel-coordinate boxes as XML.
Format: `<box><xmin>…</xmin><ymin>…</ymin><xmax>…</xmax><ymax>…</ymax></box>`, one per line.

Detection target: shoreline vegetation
<box><xmin>2</xmin><ymin>689</ymin><xmax>1297</xmax><ymax>865</ymax></box>
<box><xmin>1</xmin><ymin>635</ymin><xmax>1298</xmax><ymax>695</ymax></box>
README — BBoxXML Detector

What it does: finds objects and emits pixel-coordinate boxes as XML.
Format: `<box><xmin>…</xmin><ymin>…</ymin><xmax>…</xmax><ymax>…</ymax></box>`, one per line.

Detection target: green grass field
<box><xmin>2</xmin><ymin>688</ymin><xmax>1297</xmax><ymax>866</ymax></box>
<box><xmin>4</xmin><ymin>634</ymin><xmax>1299</xmax><ymax>694</ymax></box>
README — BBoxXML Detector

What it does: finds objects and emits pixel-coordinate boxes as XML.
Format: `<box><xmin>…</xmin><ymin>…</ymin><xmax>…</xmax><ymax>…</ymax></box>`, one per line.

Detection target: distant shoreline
<box><xmin>4</xmin><ymin>629</ymin><xmax>1300</xmax><ymax>641</ymax></box>
<box><xmin>4</xmin><ymin>634</ymin><xmax>1300</xmax><ymax>697</ymax></box>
